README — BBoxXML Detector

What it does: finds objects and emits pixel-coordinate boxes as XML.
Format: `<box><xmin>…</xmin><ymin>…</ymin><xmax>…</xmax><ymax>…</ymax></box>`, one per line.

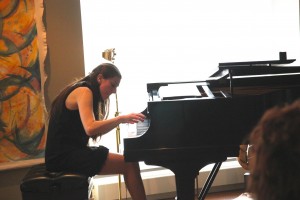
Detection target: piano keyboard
<box><xmin>136</xmin><ymin>119</ymin><xmax>150</xmax><ymax>136</ymax></box>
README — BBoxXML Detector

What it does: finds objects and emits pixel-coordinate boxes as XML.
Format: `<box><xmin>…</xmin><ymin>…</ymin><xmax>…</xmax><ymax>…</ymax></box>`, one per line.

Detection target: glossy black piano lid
<box><xmin>211</xmin><ymin>57</ymin><xmax>300</xmax><ymax>78</ymax></box>
<box><xmin>218</xmin><ymin>56</ymin><xmax>296</xmax><ymax>67</ymax></box>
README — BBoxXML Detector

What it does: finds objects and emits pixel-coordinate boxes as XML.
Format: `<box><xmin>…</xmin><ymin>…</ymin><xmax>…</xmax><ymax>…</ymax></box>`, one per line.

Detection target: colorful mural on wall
<box><xmin>0</xmin><ymin>0</ymin><xmax>47</xmax><ymax>163</ymax></box>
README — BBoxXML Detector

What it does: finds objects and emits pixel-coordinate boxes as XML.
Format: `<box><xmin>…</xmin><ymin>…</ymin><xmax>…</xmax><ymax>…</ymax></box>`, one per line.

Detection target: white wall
<box><xmin>92</xmin><ymin>161</ymin><xmax>247</xmax><ymax>199</ymax></box>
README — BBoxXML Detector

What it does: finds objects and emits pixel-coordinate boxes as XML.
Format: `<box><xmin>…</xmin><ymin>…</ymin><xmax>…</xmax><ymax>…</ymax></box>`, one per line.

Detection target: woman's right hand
<box><xmin>120</xmin><ymin>113</ymin><xmax>145</xmax><ymax>124</ymax></box>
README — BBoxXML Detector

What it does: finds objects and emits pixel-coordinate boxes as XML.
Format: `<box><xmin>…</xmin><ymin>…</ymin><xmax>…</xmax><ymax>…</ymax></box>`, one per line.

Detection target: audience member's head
<box><xmin>248</xmin><ymin>100</ymin><xmax>300</xmax><ymax>200</ymax></box>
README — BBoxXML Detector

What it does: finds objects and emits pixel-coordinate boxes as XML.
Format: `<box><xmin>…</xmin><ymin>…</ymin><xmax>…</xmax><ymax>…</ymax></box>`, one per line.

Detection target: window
<box><xmin>80</xmin><ymin>0</ymin><xmax>300</xmax><ymax>152</ymax></box>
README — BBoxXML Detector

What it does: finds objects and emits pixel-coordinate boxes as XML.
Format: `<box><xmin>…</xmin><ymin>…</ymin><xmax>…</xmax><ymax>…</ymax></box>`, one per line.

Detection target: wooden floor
<box><xmin>205</xmin><ymin>189</ymin><xmax>245</xmax><ymax>200</ymax></box>
<box><xmin>162</xmin><ymin>189</ymin><xmax>245</xmax><ymax>200</ymax></box>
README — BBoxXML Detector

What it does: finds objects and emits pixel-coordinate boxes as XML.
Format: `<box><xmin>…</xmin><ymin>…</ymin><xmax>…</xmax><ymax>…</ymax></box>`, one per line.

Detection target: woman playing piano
<box><xmin>45</xmin><ymin>63</ymin><xmax>147</xmax><ymax>200</ymax></box>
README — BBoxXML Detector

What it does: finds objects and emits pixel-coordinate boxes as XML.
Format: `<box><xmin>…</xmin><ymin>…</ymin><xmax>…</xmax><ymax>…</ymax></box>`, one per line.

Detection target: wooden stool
<box><xmin>20</xmin><ymin>164</ymin><xmax>90</xmax><ymax>200</ymax></box>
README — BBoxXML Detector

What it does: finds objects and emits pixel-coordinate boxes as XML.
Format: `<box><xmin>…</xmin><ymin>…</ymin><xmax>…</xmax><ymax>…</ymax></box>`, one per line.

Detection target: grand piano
<box><xmin>123</xmin><ymin>54</ymin><xmax>300</xmax><ymax>200</ymax></box>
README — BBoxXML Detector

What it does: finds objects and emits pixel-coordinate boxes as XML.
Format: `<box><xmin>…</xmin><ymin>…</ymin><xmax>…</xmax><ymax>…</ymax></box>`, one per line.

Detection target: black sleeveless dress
<box><xmin>45</xmin><ymin>82</ymin><xmax>109</xmax><ymax>177</ymax></box>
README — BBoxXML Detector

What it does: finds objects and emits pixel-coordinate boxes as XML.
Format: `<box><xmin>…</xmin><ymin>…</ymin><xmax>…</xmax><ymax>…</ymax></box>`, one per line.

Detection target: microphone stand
<box><xmin>115</xmin><ymin>93</ymin><xmax>122</xmax><ymax>200</ymax></box>
<box><xmin>102</xmin><ymin>48</ymin><xmax>122</xmax><ymax>200</ymax></box>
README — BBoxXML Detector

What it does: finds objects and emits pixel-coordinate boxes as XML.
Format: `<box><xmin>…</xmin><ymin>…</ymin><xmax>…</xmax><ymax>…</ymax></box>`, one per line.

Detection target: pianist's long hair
<box><xmin>49</xmin><ymin>63</ymin><xmax>122</xmax><ymax>140</ymax></box>
<box><xmin>248</xmin><ymin>100</ymin><xmax>300</xmax><ymax>200</ymax></box>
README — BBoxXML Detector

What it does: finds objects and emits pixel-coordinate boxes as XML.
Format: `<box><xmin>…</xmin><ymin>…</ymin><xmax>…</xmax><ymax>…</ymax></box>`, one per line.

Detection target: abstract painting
<box><xmin>0</xmin><ymin>0</ymin><xmax>47</xmax><ymax>165</ymax></box>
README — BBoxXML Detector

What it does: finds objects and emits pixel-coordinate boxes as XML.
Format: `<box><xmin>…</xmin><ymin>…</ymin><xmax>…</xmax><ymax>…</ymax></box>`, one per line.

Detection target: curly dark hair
<box><xmin>248</xmin><ymin>100</ymin><xmax>300</xmax><ymax>200</ymax></box>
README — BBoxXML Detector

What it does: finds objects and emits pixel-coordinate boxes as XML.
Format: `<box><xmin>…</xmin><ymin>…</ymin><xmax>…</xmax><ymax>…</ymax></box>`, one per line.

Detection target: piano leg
<box><xmin>174</xmin><ymin>168</ymin><xmax>199</xmax><ymax>200</ymax></box>
<box><xmin>169</xmin><ymin>161</ymin><xmax>218</xmax><ymax>200</ymax></box>
<box><xmin>197</xmin><ymin>162</ymin><xmax>222</xmax><ymax>200</ymax></box>
<box><xmin>147</xmin><ymin>158</ymin><xmax>226</xmax><ymax>200</ymax></box>
<box><xmin>149</xmin><ymin>161</ymin><xmax>203</xmax><ymax>200</ymax></box>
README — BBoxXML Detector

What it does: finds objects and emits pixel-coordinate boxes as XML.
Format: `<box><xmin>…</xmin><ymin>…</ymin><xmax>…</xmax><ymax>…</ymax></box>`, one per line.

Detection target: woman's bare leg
<box><xmin>99</xmin><ymin>153</ymin><xmax>146</xmax><ymax>200</ymax></box>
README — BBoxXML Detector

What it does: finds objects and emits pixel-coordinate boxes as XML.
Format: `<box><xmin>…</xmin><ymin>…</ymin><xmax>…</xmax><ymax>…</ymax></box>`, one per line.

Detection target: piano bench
<box><xmin>20</xmin><ymin>164</ymin><xmax>90</xmax><ymax>200</ymax></box>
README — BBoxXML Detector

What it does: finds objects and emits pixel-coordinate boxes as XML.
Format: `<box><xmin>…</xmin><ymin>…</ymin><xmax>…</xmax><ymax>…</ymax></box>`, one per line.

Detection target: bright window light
<box><xmin>80</xmin><ymin>0</ymin><xmax>300</xmax><ymax>153</ymax></box>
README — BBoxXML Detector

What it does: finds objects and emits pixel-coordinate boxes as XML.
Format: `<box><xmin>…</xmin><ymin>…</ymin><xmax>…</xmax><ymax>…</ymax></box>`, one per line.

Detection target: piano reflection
<box><xmin>123</xmin><ymin>54</ymin><xmax>300</xmax><ymax>200</ymax></box>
